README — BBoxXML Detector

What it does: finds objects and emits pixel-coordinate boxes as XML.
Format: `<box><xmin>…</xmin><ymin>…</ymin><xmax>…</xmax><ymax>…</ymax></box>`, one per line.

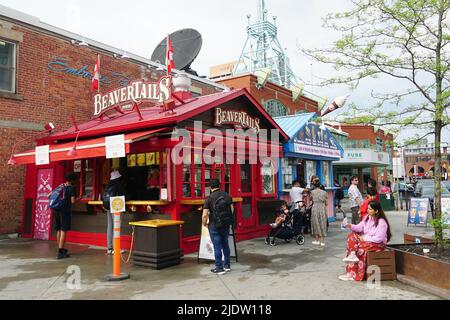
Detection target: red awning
<box><xmin>12</xmin><ymin>128</ymin><xmax>168</xmax><ymax>165</ymax></box>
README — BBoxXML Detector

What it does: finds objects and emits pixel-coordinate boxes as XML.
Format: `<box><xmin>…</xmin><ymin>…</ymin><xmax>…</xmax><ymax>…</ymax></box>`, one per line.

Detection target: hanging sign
<box><xmin>93</xmin><ymin>77</ymin><xmax>171</xmax><ymax>117</ymax></box>
<box><xmin>198</xmin><ymin>224</ymin><xmax>238</xmax><ymax>262</ymax></box>
<box><xmin>105</xmin><ymin>134</ymin><xmax>125</xmax><ymax>159</ymax></box>
<box><xmin>35</xmin><ymin>145</ymin><xmax>50</xmax><ymax>165</ymax></box>
<box><xmin>214</xmin><ymin>108</ymin><xmax>260</xmax><ymax>132</ymax></box>
<box><xmin>407</xmin><ymin>198</ymin><xmax>429</xmax><ymax>226</ymax></box>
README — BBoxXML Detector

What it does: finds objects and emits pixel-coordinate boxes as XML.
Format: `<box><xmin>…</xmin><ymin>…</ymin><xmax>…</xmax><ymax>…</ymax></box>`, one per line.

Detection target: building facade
<box><xmin>0</xmin><ymin>5</ymin><xmax>226</xmax><ymax>234</ymax></box>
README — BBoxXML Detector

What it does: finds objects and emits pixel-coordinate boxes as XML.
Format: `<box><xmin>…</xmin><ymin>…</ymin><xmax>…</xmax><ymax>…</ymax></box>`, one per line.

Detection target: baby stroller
<box><xmin>264</xmin><ymin>202</ymin><xmax>306</xmax><ymax>246</ymax></box>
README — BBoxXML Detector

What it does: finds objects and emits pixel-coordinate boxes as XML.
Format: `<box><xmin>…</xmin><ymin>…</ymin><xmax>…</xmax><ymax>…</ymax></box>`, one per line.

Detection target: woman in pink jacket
<box><xmin>339</xmin><ymin>201</ymin><xmax>392</xmax><ymax>281</ymax></box>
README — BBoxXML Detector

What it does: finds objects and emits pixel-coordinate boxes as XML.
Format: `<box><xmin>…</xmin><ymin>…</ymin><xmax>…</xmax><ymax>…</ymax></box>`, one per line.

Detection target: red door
<box><xmin>34</xmin><ymin>168</ymin><xmax>54</xmax><ymax>240</ymax></box>
<box><xmin>236</xmin><ymin>162</ymin><xmax>257</xmax><ymax>228</ymax></box>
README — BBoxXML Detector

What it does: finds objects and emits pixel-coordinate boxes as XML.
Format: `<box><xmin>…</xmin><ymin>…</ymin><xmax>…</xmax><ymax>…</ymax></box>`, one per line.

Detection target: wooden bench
<box><xmin>366</xmin><ymin>250</ymin><xmax>396</xmax><ymax>281</ymax></box>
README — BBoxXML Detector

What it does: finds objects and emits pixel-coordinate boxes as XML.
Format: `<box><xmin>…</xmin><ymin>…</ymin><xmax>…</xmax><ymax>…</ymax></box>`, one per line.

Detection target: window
<box><xmin>263</xmin><ymin>99</ymin><xmax>288</xmax><ymax>117</ymax></box>
<box><xmin>0</xmin><ymin>40</ymin><xmax>16</xmax><ymax>93</ymax></box>
<box><xmin>261</xmin><ymin>162</ymin><xmax>275</xmax><ymax>195</ymax></box>
<box><xmin>281</xmin><ymin>158</ymin><xmax>293</xmax><ymax>190</ymax></box>
<box><xmin>79</xmin><ymin>159</ymin><xmax>95</xmax><ymax>200</ymax></box>
<box><xmin>322</xmin><ymin>161</ymin><xmax>330</xmax><ymax>187</ymax></box>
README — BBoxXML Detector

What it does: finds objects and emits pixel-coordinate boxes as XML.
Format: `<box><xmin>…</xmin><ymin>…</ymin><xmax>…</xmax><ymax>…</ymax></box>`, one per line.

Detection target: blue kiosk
<box><xmin>274</xmin><ymin>113</ymin><xmax>344</xmax><ymax>222</ymax></box>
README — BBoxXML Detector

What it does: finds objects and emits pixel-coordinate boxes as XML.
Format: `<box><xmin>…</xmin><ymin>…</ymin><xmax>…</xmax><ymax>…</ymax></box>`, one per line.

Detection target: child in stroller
<box><xmin>265</xmin><ymin>200</ymin><xmax>306</xmax><ymax>246</ymax></box>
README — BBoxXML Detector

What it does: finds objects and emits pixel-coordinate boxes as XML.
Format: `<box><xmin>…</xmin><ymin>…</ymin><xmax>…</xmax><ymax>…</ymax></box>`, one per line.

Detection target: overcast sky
<box><xmin>1</xmin><ymin>0</ymin><xmax>448</xmax><ymax>144</ymax></box>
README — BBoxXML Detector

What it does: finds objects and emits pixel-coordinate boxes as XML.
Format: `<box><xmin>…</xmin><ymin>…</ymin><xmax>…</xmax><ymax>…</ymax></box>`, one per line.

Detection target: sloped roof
<box><xmin>274</xmin><ymin>113</ymin><xmax>316</xmax><ymax>139</ymax></box>
<box><xmin>42</xmin><ymin>88</ymin><xmax>289</xmax><ymax>143</ymax></box>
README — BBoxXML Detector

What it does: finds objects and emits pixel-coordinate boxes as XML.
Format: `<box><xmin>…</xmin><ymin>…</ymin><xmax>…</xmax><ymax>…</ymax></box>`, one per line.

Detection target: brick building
<box><xmin>216</xmin><ymin>74</ymin><xmax>319</xmax><ymax>116</ymax></box>
<box><xmin>329</xmin><ymin>124</ymin><xmax>394</xmax><ymax>192</ymax></box>
<box><xmin>0</xmin><ymin>5</ymin><xmax>226</xmax><ymax>235</ymax></box>
<box><xmin>404</xmin><ymin>142</ymin><xmax>449</xmax><ymax>180</ymax></box>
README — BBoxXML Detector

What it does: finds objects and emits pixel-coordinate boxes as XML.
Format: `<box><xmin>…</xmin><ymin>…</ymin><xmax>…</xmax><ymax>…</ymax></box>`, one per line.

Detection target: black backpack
<box><xmin>212</xmin><ymin>194</ymin><xmax>233</xmax><ymax>228</ymax></box>
<box><xmin>336</xmin><ymin>188</ymin><xmax>344</xmax><ymax>200</ymax></box>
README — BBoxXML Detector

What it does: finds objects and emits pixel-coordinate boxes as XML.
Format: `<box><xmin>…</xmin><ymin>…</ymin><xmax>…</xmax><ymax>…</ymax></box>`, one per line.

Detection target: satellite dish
<box><xmin>151</xmin><ymin>29</ymin><xmax>202</xmax><ymax>76</ymax></box>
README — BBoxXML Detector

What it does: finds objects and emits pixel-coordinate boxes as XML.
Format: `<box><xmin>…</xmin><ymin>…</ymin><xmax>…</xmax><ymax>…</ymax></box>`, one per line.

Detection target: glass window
<box><xmin>263</xmin><ymin>99</ymin><xmax>288</xmax><ymax>117</ymax></box>
<box><xmin>281</xmin><ymin>158</ymin><xmax>293</xmax><ymax>190</ymax></box>
<box><xmin>261</xmin><ymin>162</ymin><xmax>275</xmax><ymax>195</ymax></box>
<box><xmin>0</xmin><ymin>40</ymin><xmax>16</xmax><ymax>93</ymax></box>
<box><xmin>306</xmin><ymin>160</ymin><xmax>317</xmax><ymax>188</ymax></box>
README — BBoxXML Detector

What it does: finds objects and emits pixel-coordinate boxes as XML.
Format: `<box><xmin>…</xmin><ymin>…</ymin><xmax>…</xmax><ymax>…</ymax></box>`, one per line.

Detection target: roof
<box><xmin>273</xmin><ymin>113</ymin><xmax>316</xmax><ymax>139</ymax></box>
<box><xmin>42</xmin><ymin>88</ymin><xmax>289</xmax><ymax>143</ymax></box>
<box><xmin>0</xmin><ymin>4</ymin><xmax>227</xmax><ymax>91</ymax></box>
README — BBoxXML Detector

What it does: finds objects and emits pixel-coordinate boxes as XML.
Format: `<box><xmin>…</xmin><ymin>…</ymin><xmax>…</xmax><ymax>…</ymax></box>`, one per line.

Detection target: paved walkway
<box><xmin>0</xmin><ymin>210</ymin><xmax>442</xmax><ymax>300</ymax></box>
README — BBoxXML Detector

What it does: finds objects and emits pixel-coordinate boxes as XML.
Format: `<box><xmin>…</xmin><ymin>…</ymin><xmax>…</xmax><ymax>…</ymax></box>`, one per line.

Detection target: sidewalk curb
<box><xmin>396</xmin><ymin>274</ymin><xmax>450</xmax><ymax>300</ymax></box>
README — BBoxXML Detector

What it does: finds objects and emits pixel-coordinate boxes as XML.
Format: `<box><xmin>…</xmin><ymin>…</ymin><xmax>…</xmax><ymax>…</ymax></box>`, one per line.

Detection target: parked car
<box><xmin>394</xmin><ymin>182</ymin><xmax>415</xmax><ymax>198</ymax></box>
<box><xmin>415</xmin><ymin>179</ymin><xmax>445</xmax><ymax>196</ymax></box>
<box><xmin>417</xmin><ymin>186</ymin><xmax>450</xmax><ymax>218</ymax></box>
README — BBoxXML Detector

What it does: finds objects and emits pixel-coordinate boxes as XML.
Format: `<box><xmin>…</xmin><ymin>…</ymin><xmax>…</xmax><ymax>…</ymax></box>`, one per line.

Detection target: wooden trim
<box><xmin>180</xmin><ymin>197</ymin><xmax>243</xmax><ymax>206</ymax></box>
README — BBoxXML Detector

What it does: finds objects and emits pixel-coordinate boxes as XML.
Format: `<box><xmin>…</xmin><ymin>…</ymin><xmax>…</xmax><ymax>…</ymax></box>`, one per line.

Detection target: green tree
<box><xmin>301</xmin><ymin>0</ymin><xmax>449</xmax><ymax>250</ymax></box>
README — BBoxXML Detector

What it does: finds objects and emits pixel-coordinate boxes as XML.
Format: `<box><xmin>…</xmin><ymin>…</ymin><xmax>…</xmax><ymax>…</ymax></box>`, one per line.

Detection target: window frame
<box><xmin>0</xmin><ymin>39</ymin><xmax>17</xmax><ymax>93</ymax></box>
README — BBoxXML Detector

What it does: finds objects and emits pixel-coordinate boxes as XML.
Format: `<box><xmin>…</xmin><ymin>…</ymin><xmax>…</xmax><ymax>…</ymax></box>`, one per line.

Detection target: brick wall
<box><xmin>218</xmin><ymin>74</ymin><xmax>318</xmax><ymax>114</ymax></box>
<box><xmin>0</xmin><ymin>21</ymin><xmax>219</xmax><ymax>234</ymax></box>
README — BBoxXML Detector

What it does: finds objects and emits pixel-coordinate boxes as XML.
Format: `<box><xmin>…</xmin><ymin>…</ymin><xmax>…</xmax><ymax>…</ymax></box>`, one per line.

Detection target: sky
<box><xmin>1</xmin><ymin>0</ymin><xmax>448</xmax><ymax>144</ymax></box>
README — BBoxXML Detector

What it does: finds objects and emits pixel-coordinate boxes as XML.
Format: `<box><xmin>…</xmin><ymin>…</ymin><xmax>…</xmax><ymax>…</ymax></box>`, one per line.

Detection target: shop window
<box><xmin>261</xmin><ymin>162</ymin><xmax>275</xmax><ymax>195</ymax></box>
<box><xmin>281</xmin><ymin>158</ymin><xmax>293</xmax><ymax>190</ymax></box>
<box><xmin>322</xmin><ymin>161</ymin><xmax>330</xmax><ymax>187</ymax></box>
<box><xmin>80</xmin><ymin>159</ymin><xmax>95</xmax><ymax>200</ymax></box>
<box><xmin>263</xmin><ymin>99</ymin><xmax>288</xmax><ymax>117</ymax></box>
<box><xmin>0</xmin><ymin>40</ymin><xmax>16</xmax><ymax>93</ymax></box>
<box><xmin>306</xmin><ymin>160</ymin><xmax>317</xmax><ymax>188</ymax></box>
<box><xmin>241</xmin><ymin>163</ymin><xmax>252</xmax><ymax>193</ymax></box>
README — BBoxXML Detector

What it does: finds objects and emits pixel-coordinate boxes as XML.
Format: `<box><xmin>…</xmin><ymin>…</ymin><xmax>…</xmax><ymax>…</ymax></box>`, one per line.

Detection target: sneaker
<box><xmin>312</xmin><ymin>240</ymin><xmax>320</xmax><ymax>245</ymax></box>
<box><xmin>343</xmin><ymin>252</ymin><xmax>359</xmax><ymax>263</ymax></box>
<box><xmin>210</xmin><ymin>268</ymin><xmax>226</xmax><ymax>275</ymax></box>
<box><xmin>338</xmin><ymin>274</ymin><xmax>354</xmax><ymax>281</ymax></box>
<box><xmin>106</xmin><ymin>249</ymin><xmax>114</xmax><ymax>255</ymax></box>
<box><xmin>320</xmin><ymin>242</ymin><xmax>325</xmax><ymax>246</ymax></box>
<box><xmin>224</xmin><ymin>265</ymin><xmax>231</xmax><ymax>272</ymax></box>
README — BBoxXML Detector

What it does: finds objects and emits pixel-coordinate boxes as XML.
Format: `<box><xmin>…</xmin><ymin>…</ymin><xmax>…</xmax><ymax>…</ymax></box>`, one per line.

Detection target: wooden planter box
<box><xmin>403</xmin><ymin>233</ymin><xmax>434</xmax><ymax>245</ymax></box>
<box><xmin>366</xmin><ymin>250</ymin><xmax>396</xmax><ymax>281</ymax></box>
<box><xmin>388</xmin><ymin>244</ymin><xmax>450</xmax><ymax>293</ymax></box>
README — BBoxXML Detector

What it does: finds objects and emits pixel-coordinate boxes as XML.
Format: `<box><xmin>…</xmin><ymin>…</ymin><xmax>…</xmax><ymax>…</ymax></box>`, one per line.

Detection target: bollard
<box><xmin>105</xmin><ymin>197</ymin><xmax>129</xmax><ymax>282</ymax></box>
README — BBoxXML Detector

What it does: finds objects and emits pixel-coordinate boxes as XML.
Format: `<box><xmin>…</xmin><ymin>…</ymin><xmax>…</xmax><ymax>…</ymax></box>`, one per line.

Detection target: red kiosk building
<box><xmin>13</xmin><ymin>77</ymin><xmax>288</xmax><ymax>254</ymax></box>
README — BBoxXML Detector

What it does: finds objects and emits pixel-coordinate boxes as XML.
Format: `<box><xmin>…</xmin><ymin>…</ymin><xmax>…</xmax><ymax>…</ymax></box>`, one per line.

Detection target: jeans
<box><xmin>208</xmin><ymin>225</ymin><xmax>231</xmax><ymax>270</ymax></box>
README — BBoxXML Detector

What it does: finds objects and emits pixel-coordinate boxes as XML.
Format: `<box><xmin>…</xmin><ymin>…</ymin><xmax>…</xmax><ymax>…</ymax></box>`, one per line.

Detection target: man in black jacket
<box><xmin>202</xmin><ymin>179</ymin><xmax>234</xmax><ymax>275</ymax></box>
<box><xmin>103</xmin><ymin>170</ymin><xmax>127</xmax><ymax>255</ymax></box>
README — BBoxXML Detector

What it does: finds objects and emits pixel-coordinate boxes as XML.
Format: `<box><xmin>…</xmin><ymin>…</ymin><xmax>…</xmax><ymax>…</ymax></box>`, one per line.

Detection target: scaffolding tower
<box><xmin>233</xmin><ymin>0</ymin><xmax>298</xmax><ymax>89</ymax></box>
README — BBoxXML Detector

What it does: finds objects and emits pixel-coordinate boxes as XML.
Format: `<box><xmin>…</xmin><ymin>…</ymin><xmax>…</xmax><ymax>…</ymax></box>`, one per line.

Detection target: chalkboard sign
<box><xmin>407</xmin><ymin>198</ymin><xmax>429</xmax><ymax>226</ymax></box>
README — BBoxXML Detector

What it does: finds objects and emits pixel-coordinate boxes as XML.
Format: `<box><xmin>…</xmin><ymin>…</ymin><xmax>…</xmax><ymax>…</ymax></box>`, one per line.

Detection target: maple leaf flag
<box><xmin>166</xmin><ymin>35</ymin><xmax>175</xmax><ymax>76</ymax></box>
<box><xmin>92</xmin><ymin>54</ymin><xmax>100</xmax><ymax>92</ymax></box>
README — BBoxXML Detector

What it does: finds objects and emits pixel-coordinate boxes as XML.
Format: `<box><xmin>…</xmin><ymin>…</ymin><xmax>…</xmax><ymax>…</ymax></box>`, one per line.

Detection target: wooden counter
<box><xmin>180</xmin><ymin>197</ymin><xmax>243</xmax><ymax>205</ymax></box>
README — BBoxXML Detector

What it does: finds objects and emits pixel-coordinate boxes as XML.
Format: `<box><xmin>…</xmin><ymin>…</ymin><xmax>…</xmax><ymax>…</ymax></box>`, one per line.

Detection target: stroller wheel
<box><xmin>270</xmin><ymin>239</ymin><xmax>276</xmax><ymax>246</ymax></box>
<box><xmin>284</xmin><ymin>238</ymin><xmax>293</xmax><ymax>243</ymax></box>
<box><xmin>296</xmin><ymin>235</ymin><xmax>305</xmax><ymax>245</ymax></box>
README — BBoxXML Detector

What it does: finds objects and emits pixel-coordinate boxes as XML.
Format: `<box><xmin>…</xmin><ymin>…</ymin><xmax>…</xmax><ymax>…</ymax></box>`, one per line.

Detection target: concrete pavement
<box><xmin>0</xmin><ymin>210</ymin><xmax>442</xmax><ymax>300</ymax></box>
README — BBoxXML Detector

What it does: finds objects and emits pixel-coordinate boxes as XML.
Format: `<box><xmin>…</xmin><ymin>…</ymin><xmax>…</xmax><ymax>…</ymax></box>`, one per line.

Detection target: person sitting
<box><xmin>270</xmin><ymin>201</ymin><xmax>289</xmax><ymax>229</ymax></box>
<box><xmin>339</xmin><ymin>201</ymin><xmax>392</xmax><ymax>281</ymax></box>
<box><xmin>359</xmin><ymin>187</ymin><xmax>378</xmax><ymax>220</ymax></box>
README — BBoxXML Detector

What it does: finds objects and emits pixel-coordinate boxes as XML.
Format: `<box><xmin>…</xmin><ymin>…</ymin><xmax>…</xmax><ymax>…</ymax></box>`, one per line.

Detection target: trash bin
<box><xmin>380</xmin><ymin>193</ymin><xmax>395</xmax><ymax>211</ymax></box>
<box><xmin>129</xmin><ymin>219</ymin><xmax>184</xmax><ymax>269</ymax></box>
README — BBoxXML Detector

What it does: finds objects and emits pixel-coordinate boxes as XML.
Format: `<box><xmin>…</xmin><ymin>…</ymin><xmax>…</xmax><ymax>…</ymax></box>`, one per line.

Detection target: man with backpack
<box><xmin>202</xmin><ymin>179</ymin><xmax>234</xmax><ymax>275</ymax></box>
<box><xmin>102</xmin><ymin>170</ymin><xmax>127</xmax><ymax>255</ymax></box>
<box><xmin>50</xmin><ymin>172</ymin><xmax>77</xmax><ymax>259</ymax></box>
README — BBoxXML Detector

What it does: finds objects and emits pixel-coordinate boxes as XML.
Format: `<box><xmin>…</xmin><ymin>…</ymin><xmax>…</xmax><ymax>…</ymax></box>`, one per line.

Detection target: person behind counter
<box><xmin>146</xmin><ymin>166</ymin><xmax>160</xmax><ymax>200</ymax></box>
<box><xmin>102</xmin><ymin>170</ymin><xmax>127</xmax><ymax>255</ymax></box>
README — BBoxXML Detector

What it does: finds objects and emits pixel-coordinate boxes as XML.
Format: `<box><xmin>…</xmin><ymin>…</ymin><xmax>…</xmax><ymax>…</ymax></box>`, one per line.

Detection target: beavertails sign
<box><xmin>93</xmin><ymin>76</ymin><xmax>171</xmax><ymax>116</ymax></box>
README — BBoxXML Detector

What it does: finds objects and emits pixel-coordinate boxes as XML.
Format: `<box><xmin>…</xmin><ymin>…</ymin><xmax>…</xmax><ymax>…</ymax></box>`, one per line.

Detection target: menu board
<box><xmin>441</xmin><ymin>198</ymin><xmax>450</xmax><ymax>224</ymax></box>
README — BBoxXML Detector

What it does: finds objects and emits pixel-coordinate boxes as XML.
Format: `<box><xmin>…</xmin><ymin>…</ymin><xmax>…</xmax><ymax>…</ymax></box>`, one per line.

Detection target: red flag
<box><xmin>166</xmin><ymin>35</ymin><xmax>175</xmax><ymax>76</ymax></box>
<box><xmin>92</xmin><ymin>54</ymin><xmax>100</xmax><ymax>92</ymax></box>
